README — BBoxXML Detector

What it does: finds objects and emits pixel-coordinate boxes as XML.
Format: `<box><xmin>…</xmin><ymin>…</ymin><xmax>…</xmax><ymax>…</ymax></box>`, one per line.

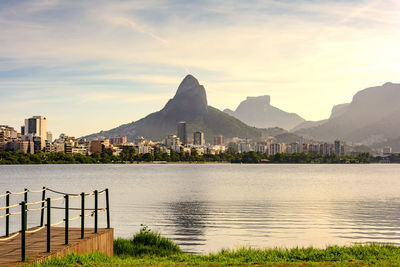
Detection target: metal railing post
<box><xmin>105</xmin><ymin>189</ymin><xmax>110</xmax><ymax>229</ymax></box>
<box><xmin>80</xmin><ymin>192</ymin><xmax>85</xmax><ymax>239</ymax></box>
<box><xmin>21</xmin><ymin>201</ymin><xmax>26</xmax><ymax>262</ymax></box>
<box><xmin>5</xmin><ymin>191</ymin><xmax>10</xmax><ymax>236</ymax></box>
<box><xmin>94</xmin><ymin>190</ymin><xmax>98</xmax><ymax>233</ymax></box>
<box><xmin>24</xmin><ymin>188</ymin><xmax>28</xmax><ymax>228</ymax></box>
<box><xmin>24</xmin><ymin>188</ymin><xmax>28</xmax><ymax>203</ymax></box>
<box><xmin>65</xmin><ymin>194</ymin><xmax>69</xmax><ymax>245</ymax></box>
<box><xmin>40</xmin><ymin>187</ymin><xmax>46</xmax><ymax>226</ymax></box>
<box><xmin>46</xmin><ymin>198</ymin><xmax>51</xmax><ymax>253</ymax></box>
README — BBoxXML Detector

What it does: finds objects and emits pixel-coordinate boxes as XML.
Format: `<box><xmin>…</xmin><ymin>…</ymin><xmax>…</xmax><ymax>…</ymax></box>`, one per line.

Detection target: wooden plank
<box><xmin>0</xmin><ymin>227</ymin><xmax>113</xmax><ymax>266</ymax></box>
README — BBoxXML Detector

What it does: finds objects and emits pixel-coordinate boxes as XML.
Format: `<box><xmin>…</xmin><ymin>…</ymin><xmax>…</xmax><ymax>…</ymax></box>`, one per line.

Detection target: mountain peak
<box><xmin>226</xmin><ymin>95</ymin><xmax>304</xmax><ymax>130</ymax></box>
<box><xmin>383</xmin><ymin>82</ymin><xmax>393</xmax><ymax>86</ymax></box>
<box><xmin>245</xmin><ymin>95</ymin><xmax>271</xmax><ymax>105</ymax></box>
<box><xmin>175</xmin><ymin>74</ymin><xmax>200</xmax><ymax>96</ymax></box>
<box><xmin>163</xmin><ymin>74</ymin><xmax>208</xmax><ymax>117</ymax></box>
<box><xmin>83</xmin><ymin>74</ymin><xmax>264</xmax><ymax>142</ymax></box>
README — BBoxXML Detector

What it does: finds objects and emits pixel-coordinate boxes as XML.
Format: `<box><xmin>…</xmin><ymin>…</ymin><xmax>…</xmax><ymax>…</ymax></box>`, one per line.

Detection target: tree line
<box><xmin>0</xmin><ymin>150</ymin><xmax>373</xmax><ymax>164</ymax></box>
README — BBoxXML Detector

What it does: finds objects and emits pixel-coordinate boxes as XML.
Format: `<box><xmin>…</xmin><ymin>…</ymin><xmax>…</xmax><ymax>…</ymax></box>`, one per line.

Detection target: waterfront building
<box><xmin>322</xmin><ymin>143</ymin><xmax>333</xmax><ymax>155</ymax></box>
<box><xmin>255</xmin><ymin>142</ymin><xmax>267</xmax><ymax>153</ymax></box>
<box><xmin>154</xmin><ymin>145</ymin><xmax>170</xmax><ymax>155</ymax></box>
<box><xmin>89</xmin><ymin>140</ymin><xmax>103</xmax><ymax>154</ymax></box>
<box><xmin>89</xmin><ymin>139</ymin><xmax>112</xmax><ymax>154</ymax></box>
<box><xmin>171</xmin><ymin>144</ymin><xmax>181</xmax><ymax>153</ymax></box>
<box><xmin>110</xmin><ymin>136</ymin><xmax>127</xmax><ymax>145</ymax></box>
<box><xmin>310</xmin><ymin>143</ymin><xmax>320</xmax><ymax>154</ymax></box>
<box><xmin>103</xmin><ymin>139</ymin><xmax>110</xmax><ymax>148</ymax></box>
<box><xmin>334</xmin><ymin>140</ymin><xmax>340</xmax><ymax>155</ymax></box>
<box><xmin>46</xmin><ymin>132</ymin><xmax>53</xmax><ymax>143</ymax></box>
<box><xmin>269</xmin><ymin>143</ymin><xmax>285</xmax><ymax>155</ymax></box>
<box><xmin>239</xmin><ymin>142</ymin><xmax>252</xmax><ymax>153</ymax></box>
<box><xmin>227</xmin><ymin>142</ymin><xmax>239</xmax><ymax>153</ymax></box>
<box><xmin>45</xmin><ymin>141</ymin><xmax>56</xmax><ymax>153</ymax></box>
<box><xmin>299</xmin><ymin>137</ymin><xmax>304</xmax><ymax>153</ymax></box>
<box><xmin>137</xmin><ymin>144</ymin><xmax>153</xmax><ymax>154</ymax></box>
<box><xmin>383</xmin><ymin>146</ymin><xmax>393</xmax><ymax>155</ymax></box>
<box><xmin>286</xmin><ymin>142</ymin><xmax>300</xmax><ymax>154</ymax></box>
<box><xmin>0</xmin><ymin>125</ymin><xmax>18</xmax><ymax>142</ymax></box>
<box><xmin>340</xmin><ymin>145</ymin><xmax>345</xmax><ymax>156</ymax></box>
<box><xmin>164</xmin><ymin>135</ymin><xmax>181</xmax><ymax>148</ymax></box>
<box><xmin>64</xmin><ymin>140</ymin><xmax>74</xmax><ymax>154</ymax></box>
<box><xmin>213</xmin><ymin>135</ymin><xmax>223</xmax><ymax>146</ymax></box>
<box><xmin>334</xmin><ymin>140</ymin><xmax>346</xmax><ymax>156</ymax></box>
<box><xmin>177</xmin><ymin>121</ymin><xmax>187</xmax><ymax>145</ymax></box>
<box><xmin>24</xmin><ymin>116</ymin><xmax>47</xmax><ymax>148</ymax></box>
<box><xmin>33</xmin><ymin>136</ymin><xmax>42</xmax><ymax>152</ymax></box>
<box><xmin>5</xmin><ymin>141</ymin><xmax>34</xmax><ymax>154</ymax></box>
<box><xmin>71</xmin><ymin>145</ymin><xmax>88</xmax><ymax>155</ymax></box>
<box><xmin>120</xmin><ymin>143</ymin><xmax>135</xmax><ymax>155</ymax></box>
<box><xmin>134</xmin><ymin>136</ymin><xmax>146</xmax><ymax>146</ymax></box>
<box><xmin>193</xmin><ymin>131</ymin><xmax>205</xmax><ymax>146</ymax></box>
<box><xmin>208</xmin><ymin>145</ymin><xmax>226</xmax><ymax>155</ymax></box>
<box><xmin>54</xmin><ymin>142</ymin><xmax>65</xmax><ymax>152</ymax></box>
<box><xmin>301</xmin><ymin>143</ymin><xmax>308</xmax><ymax>153</ymax></box>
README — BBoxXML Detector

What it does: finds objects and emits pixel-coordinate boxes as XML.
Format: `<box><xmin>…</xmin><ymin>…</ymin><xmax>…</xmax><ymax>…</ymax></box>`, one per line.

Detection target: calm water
<box><xmin>1</xmin><ymin>164</ymin><xmax>400</xmax><ymax>253</ymax></box>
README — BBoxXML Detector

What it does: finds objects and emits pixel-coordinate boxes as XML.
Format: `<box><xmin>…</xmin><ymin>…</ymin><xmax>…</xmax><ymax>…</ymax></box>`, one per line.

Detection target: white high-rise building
<box><xmin>269</xmin><ymin>143</ymin><xmax>285</xmax><ymax>155</ymax></box>
<box><xmin>255</xmin><ymin>142</ymin><xmax>267</xmax><ymax>153</ymax></box>
<box><xmin>24</xmin><ymin>116</ymin><xmax>47</xmax><ymax>149</ymax></box>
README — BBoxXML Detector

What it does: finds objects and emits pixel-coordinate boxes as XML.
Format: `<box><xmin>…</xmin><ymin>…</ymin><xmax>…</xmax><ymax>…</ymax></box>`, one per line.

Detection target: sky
<box><xmin>1</xmin><ymin>0</ymin><xmax>399</xmax><ymax>138</ymax></box>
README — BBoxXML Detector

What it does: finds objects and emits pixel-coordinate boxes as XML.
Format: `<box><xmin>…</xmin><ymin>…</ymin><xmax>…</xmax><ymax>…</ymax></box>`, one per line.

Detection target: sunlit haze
<box><xmin>1</xmin><ymin>0</ymin><xmax>399</xmax><ymax>137</ymax></box>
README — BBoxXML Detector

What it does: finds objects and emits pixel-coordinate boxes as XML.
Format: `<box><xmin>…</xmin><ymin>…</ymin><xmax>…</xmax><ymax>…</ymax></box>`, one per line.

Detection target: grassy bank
<box><xmin>33</xmin><ymin>227</ymin><xmax>400</xmax><ymax>266</ymax></box>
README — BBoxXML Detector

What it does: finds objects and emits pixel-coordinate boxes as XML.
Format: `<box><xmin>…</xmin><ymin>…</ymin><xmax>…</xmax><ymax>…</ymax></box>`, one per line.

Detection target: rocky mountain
<box><xmin>290</xmin><ymin>119</ymin><xmax>328</xmax><ymax>132</ymax></box>
<box><xmin>224</xmin><ymin>95</ymin><xmax>305</xmax><ymax>130</ymax></box>
<box><xmin>329</xmin><ymin>103</ymin><xmax>350</xmax><ymax>119</ymax></box>
<box><xmin>290</xmin><ymin>103</ymin><xmax>349</xmax><ymax>132</ymax></box>
<box><xmin>295</xmin><ymin>82</ymin><xmax>400</xmax><ymax>144</ymax></box>
<box><xmin>83</xmin><ymin>75</ymin><xmax>267</xmax><ymax>142</ymax></box>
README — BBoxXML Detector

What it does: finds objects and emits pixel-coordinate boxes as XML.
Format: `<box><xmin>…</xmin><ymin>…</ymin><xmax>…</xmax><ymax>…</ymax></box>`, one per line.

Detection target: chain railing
<box><xmin>0</xmin><ymin>187</ymin><xmax>110</xmax><ymax>262</ymax></box>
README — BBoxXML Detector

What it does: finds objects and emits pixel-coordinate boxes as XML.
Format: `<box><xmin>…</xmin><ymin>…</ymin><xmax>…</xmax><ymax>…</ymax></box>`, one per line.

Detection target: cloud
<box><xmin>0</xmin><ymin>0</ymin><xmax>399</xmax><ymax>136</ymax></box>
<box><xmin>106</xmin><ymin>16</ymin><xmax>168</xmax><ymax>43</ymax></box>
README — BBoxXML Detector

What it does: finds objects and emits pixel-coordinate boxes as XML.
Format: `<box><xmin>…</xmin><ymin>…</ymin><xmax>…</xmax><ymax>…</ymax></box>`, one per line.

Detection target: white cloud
<box><xmin>1</xmin><ymin>0</ymin><xmax>399</xmax><ymax>135</ymax></box>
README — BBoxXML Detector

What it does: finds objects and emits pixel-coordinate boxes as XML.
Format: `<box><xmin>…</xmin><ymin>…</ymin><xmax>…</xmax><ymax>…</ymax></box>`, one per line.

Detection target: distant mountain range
<box><xmin>224</xmin><ymin>95</ymin><xmax>305</xmax><ymax>130</ymax></box>
<box><xmin>294</xmin><ymin>82</ymin><xmax>400</xmax><ymax>145</ymax></box>
<box><xmin>83</xmin><ymin>77</ymin><xmax>399</xmax><ymax>149</ymax></box>
<box><xmin>290</xmin><ymin>103</ymin><xmax>349</xmax><ymax>132</ymax></box>
<box><xmin>83</xmin><ymin>75</ymin><xmax>284</xmax><ymax>143</ymax></box>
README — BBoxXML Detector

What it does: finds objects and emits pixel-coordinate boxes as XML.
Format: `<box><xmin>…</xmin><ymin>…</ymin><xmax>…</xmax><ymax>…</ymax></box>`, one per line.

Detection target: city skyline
<box><xmin>1</xmin><ymin>0</ymin><xmax>399</xmax><ymax>137</ymax></box>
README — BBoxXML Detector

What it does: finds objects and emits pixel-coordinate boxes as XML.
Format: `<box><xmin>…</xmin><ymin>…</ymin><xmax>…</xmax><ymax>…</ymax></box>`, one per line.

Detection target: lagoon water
<box><xmin>1</xmin><ymin>164</ymin><xmax>400</xmax><ymax>253</ymax></box>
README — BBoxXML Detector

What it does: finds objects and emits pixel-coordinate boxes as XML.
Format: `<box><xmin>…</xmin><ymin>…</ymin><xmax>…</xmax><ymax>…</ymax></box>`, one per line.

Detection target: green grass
<box><xmin>32</xmin><ymin>227</ymin><xmax>400</xmax><ymax>266</ymax></box>
<box><xmin>114</xmin><ymin>225</ymin><xmax>182</xmax><ymax>257</ymax></box>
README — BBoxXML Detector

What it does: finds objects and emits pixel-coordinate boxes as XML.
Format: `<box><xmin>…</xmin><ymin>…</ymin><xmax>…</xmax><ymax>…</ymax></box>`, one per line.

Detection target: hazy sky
<box><xmin>1</xmin><ymin>0</ymin><xmax>399</xmax><ymax>137</ymax></box>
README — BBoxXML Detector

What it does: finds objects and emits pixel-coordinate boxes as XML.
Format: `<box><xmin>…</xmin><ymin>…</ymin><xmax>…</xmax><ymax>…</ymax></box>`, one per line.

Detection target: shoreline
<box><xmin>36</xmin><ymin>230</ymin><xmax>400</xmax><ymax>266</ymax></box>
<box><xmin>0</xmin><ymin>161</ymin><xmax>385</xmax><ymax>165</ymax></box>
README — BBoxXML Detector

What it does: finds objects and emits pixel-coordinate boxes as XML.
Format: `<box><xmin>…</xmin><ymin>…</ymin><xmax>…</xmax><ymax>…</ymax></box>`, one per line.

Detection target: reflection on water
<box><xmin>1</xmin><ymin>164</ymin><xmax>400</xmax><ymax>253</ymax></box>
<box><xmin>156</xmin><ymin>199</ymin><xmax>400</xmax><ymax>252</ymax></box>
<box><xmin>330</xmin><ymin>200</ymin><xmax>400</xmax><ymax>242</ymax></box>
<box><xmin>167</xmin><ymin>201</ymin><xmax>208</xmax><ymax>251</ymax></box>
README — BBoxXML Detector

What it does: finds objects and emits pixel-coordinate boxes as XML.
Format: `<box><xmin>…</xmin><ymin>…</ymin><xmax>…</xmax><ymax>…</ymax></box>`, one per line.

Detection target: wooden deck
<box><xmin>0</xmin><ymin>227</ymin><xmax>113</xmax><ymax>266</ymax></box>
